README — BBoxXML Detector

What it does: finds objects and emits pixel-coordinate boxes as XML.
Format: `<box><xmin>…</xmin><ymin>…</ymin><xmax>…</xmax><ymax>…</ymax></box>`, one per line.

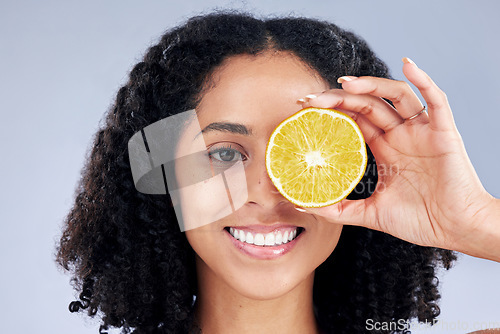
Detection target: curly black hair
<box><xmin>56</xmin><ymin>11</ymin><xmax>456</xmax><ymax>334</ymax></box>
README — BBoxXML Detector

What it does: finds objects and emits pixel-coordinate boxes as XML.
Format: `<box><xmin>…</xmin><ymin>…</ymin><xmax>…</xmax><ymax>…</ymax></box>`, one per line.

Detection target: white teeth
<box><xmin>246</xmin><ymin>232</ymin><xmax>254</xmax><ymax>244</ymax></box>
<box><xmin>254</xmin><ymin>233</ymin><xmax>265</xmax><ymax>246</ymax></box>
<box><xmin>228</xmin><ymin>227</ymin><xmax>300</xmax><ymax>247</ymax></box>
<box><xmin>275</xmin><ymin>232</ymin><xmax>283</xmax><ymax>245</ymax></box>
<box><xmin>264</xmin><ymin>232</ymin><xmax>275</xmax><ymax>246</ymax></box>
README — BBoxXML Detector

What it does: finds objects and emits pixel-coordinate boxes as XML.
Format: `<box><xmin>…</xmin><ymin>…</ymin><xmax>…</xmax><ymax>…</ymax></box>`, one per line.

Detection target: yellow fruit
<box><xmin>265</xmin><ymin>107</ymin><xmax>367</xmax><ymax>207</ymax></box>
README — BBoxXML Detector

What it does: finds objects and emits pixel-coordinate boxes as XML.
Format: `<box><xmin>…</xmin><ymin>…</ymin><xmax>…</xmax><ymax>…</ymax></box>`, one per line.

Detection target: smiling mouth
<box><xmin>224</xmin><ymin>226</ymin><xmax>304</xmax><ymax>247</ymax></box>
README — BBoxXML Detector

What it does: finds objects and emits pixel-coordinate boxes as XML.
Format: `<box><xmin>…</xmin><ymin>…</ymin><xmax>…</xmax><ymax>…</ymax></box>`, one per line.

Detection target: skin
<box><xmin>300</xmin><ymin>59</ymin><xmax>500</xmax><ymax>263</ymax></box>
<box><xmin>177</xmin><ymin>53</ymin><xmax>500</xmax><ymax>333</ymax></box>
<box><xmin>182</xmin><ymin>52</ymin><xmax>339</xmax><ymax>334</ymax></box>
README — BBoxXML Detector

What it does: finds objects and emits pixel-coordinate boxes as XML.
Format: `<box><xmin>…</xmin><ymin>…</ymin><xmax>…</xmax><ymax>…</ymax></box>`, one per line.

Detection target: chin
<box><xmin>223</xmin><ymin>261</ymin><xmax>315</xmax><ymax>301</ymax></box>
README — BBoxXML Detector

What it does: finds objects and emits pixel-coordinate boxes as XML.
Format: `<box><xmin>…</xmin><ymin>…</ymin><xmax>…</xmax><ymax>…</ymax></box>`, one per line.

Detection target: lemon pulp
<box><xmin>265</xmin><ymin>107</ymin><xmax>367</xmax><ymax>207</ymax></box>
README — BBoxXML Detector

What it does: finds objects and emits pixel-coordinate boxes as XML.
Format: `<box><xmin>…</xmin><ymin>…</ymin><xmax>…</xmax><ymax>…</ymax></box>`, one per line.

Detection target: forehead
<box><xmin>195</xmin><ymin>52</ymin><xmax>329</xmax><ymax>130</ymax></box>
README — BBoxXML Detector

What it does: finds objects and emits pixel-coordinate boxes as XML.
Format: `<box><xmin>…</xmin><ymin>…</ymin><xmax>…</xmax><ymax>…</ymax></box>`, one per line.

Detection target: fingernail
<box><xmin>297</xmin><ymin>94</ymin><xmax>318</xmax><ymax>103</ymax></box>
<box><xmin>402</xmin><ymin>57</ymin><xmax>417</xmax><ymax>67</ymax></box>
<box><xmin>337</xmin><ymin>76</ymin><xmax>357</xmax><ymax>84</ymax></box>
<box><xmin>294</xmin><ymin>206</ymin><xmax>306</xmax><ymax>212</ymax></box>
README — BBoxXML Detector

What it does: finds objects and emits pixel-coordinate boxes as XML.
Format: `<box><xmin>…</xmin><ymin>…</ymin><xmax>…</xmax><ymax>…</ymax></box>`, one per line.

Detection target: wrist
<box><xmin>459</xmin><ymin>195</ymin><xmax>500</xmax><ymax>262</ymax></box>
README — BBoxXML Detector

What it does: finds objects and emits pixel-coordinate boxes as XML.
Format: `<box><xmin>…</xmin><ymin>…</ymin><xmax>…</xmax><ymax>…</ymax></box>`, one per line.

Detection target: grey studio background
<box><xmin>1</xmin><ymin>0</ymin><xmax>499</xmax><ymax>333</ymax></box>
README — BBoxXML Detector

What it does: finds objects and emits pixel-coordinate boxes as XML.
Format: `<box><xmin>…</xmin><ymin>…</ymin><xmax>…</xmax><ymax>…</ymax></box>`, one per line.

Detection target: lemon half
<box><xmin>265</xmin><ymin>107</ymin><xmax>367</xmax><ymax>207</ymax></box>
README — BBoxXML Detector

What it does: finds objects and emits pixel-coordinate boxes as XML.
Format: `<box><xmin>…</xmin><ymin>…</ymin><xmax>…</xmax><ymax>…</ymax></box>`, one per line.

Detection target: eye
<box><xmin>212</xmin><ymin>149</ymin><xmax>238</xmax><ymax>162</ymax></box>
<box><xmin>208</xmin><ymin>144</ymin><xmax>246</xmax><ymax>163</ymax></box>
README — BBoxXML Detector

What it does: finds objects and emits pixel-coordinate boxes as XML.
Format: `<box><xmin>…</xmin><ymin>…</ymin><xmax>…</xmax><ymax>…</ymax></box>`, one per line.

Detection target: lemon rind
<box><xmin>265</xmin><ymin>107</ymin><xmax>367</xmax><ymax>208</ymax></box>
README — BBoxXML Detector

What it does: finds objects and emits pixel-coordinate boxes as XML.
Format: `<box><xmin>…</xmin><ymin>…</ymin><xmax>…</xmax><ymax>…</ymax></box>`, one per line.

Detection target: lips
<box><xmin>224</xmin><ymin>225</ymin><xmax>305</xmax><ymax>260</ymax></box>
<box><xmin>225</xmin><ymin>226</ymin><xmax>302</xmax><ymax>246</ymax></box>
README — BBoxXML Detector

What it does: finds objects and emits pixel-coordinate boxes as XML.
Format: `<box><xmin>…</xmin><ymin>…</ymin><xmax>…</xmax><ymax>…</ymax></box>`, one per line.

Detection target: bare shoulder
<box><xmin>467</xmin><ymin>329</ymin><xmax>500</xmax><ymax>334</ymax></box>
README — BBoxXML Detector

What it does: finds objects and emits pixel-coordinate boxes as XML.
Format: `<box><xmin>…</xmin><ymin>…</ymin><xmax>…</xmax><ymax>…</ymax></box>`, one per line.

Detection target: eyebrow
<box><xmin>195</xmin><ymin>122</ymin><xmax>252</xmax><ymax>139</ymax></box>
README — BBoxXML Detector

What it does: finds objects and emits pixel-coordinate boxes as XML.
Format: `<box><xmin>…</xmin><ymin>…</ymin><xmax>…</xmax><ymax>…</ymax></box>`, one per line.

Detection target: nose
<box><xmin>244</xmin><ymin>156</ymin><xmax>289</xmax><ymax>210</ymax></box>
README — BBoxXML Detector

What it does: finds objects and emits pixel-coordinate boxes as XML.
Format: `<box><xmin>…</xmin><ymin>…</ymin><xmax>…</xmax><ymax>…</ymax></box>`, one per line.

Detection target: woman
<box><xmin>56</xmin><ymin>12</ymin><xmax>500</xmax><ymax>333</ymax></box>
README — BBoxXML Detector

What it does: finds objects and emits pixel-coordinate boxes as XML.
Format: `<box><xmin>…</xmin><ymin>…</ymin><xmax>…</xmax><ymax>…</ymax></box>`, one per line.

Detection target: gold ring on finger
<box><xmin>405</xmin><ymin>106</ymin><xmax>427</xmax><ymax>121</ymax></box>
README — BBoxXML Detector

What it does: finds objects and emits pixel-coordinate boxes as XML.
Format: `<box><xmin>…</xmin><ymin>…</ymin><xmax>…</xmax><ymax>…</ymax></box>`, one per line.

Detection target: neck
<box><xmin>192</xmin><ymin>255</ymin><xmax>321</xmax><ymax>334</ymax></box>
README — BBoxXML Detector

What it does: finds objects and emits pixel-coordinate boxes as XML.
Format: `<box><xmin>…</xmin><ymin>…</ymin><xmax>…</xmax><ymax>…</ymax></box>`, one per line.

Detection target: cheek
<box><xmin>312</xmin><ymin>222</ymin><xmax>343</xmax><ymax>260</ymax></box>
<box><xmin>185</xmin><ymin>227</ymin><xmax>222</xmax><ymax>266</ymax></box>
<box><xmin>175</xmin><ymin>178</ymin><xmax>233</xmax><ymax>231</ymax></box>
<box><xmin>174</xmin><ymin>160</ymin><xmax>248</xmax><ymax>231</ymax></box>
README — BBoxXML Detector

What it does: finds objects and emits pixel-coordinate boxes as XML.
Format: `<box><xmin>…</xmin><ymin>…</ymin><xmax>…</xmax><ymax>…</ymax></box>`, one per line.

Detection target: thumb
<box><xmin>301</xmin><ymin>198</ymin><xmax>379</xmax><ymax>230</ymax></box>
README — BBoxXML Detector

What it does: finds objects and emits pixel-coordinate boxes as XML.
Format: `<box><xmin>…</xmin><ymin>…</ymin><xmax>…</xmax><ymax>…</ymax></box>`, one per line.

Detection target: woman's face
<box><xmin>179</xmin><ymin>52</ymin><xmax>343</xmax><ymax>300</ymax></box>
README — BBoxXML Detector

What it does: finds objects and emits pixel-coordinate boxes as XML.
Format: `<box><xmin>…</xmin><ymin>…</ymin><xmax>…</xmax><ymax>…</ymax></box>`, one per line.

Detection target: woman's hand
<box><xmin>299</xmin><ymin>58</ymin><xmax>500</xmax><ymax>262</ymax></box>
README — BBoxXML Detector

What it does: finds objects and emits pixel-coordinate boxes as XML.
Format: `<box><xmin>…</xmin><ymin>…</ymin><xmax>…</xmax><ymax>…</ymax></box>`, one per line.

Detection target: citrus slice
<box><xmin>265</xmin><ymin>107</ymin><xmax>367</xmax><ymax>208</ymax></box>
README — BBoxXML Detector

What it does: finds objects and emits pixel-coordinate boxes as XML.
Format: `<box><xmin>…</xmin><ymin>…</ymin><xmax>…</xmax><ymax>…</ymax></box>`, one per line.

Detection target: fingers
<box><xmin>301</xmin><ymin>89</ymin><xmax>404</xmax><ymax>133</ymax></box>
<box><xmin>301</xmin><ymin>198</ymin><xmax>381</xmax><ymax>231</ymax></box>
<box><xmin>300</xmin><ymin>59</ymin><xmax>456</xmax><ymax>134</ymax></box>
<box><xmin>401</xmin><ymin>58</ymin><xmax>456</xmax><ymax>131</ymax></box>
<box><xmin>347</xmin><ymin>110</ymin><xmax>385</xmax><ymax>145</ymax></box>
<box><xmin>337</xmin><ymin>74</ymin><xmax>427</xmax><ymax>122</ymax></box>
<box><xmin>297</xmin><ymin>58</ymin><xmax>459</xmax><ymax>154</ymax></box>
